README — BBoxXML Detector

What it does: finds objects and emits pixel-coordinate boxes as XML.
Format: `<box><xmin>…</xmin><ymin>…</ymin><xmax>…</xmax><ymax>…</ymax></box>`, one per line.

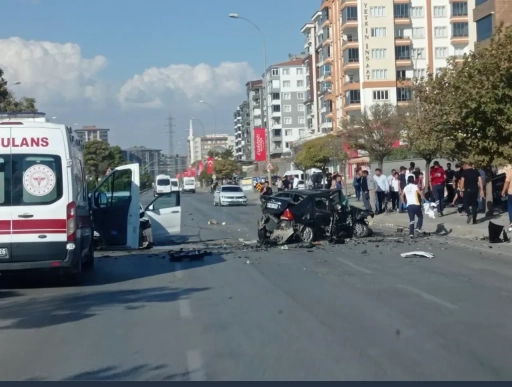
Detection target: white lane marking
<box><xmin>186</xmin><ymin>349</ymin><xmax>206</xmax><ymax>381</ymax></box>
<box><xmin>179</xmin><ymin>298</ymin><xmax>192</xmax><ymax>319</ymax></box>
<box><xmin>175</xmin><ymin>263</ymin><xmax>184</xmax><ymax>279</ymax></box>
<box><xmin>337</xmin><ymin>258</ymin><xmax>373</xmax><ymax>274</ymax></box>
<box><xmin>398</xmin><ymin>284</ymin><xmax>458</xmax><ymax>310</ymax></box>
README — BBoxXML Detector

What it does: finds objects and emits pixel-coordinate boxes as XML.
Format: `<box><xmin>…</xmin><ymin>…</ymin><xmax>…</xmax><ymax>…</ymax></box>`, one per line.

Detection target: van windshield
<box><xmin>0</xmin><ymin>154</ymin><xmax>63</xmax><ymax>206</ymax></box>
<box><xmin>171</xmin><ymin>181</ymin><xmax>179</xmax><ymax>187</ymax></box>
<box><xmin>184</xmin><ymin>179</ymin><xmax>194</xmax><ymax>185</ymax></box>
<box><xmin>157</xmin><ymin>179</ymin><xmax>170</xmax><ymax>186</ymax></box>
<box><xmin>222</xmin><ymin>186</ymin><xmax>243</xmax><ymax>193</ymax></box>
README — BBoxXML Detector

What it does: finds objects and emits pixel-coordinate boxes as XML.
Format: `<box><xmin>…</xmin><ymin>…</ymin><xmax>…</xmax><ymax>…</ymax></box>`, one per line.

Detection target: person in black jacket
<box><xmin>460</xmin><ymin>162</ymin><xmax>484</xmax><ymax>224</ymax></box>
<box><xmin>398</xmin><ymin>166</ymin><xmax>407</xmax><ymax>213</ymax></box>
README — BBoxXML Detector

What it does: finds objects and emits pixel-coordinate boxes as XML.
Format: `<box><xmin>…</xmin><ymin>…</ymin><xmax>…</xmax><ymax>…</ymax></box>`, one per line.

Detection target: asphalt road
<box><xmin>1</xmin><ymin>190</ymin><xmax>512</xmax><ymax>381</ymax></box>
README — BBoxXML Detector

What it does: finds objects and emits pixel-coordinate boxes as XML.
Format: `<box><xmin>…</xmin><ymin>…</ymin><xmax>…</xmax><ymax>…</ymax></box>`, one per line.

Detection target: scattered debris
<box><xmin>238</xmin><ymin>238</ymin><xmax>244</xmax><ymax>242</ymax></box>
<box><xmin>222</xmin><ymin>222</ymin><xmax>226</xmax><ymax>226</ymax></box>
<box><xmin>281</xmin><ymin>245</ymin><xmax>289</xmax><ymax>250</ymax></box>
<box><xmin>361</xmin><ymin>250</ymin><xmax>368</xmax><ymax>255</ymax></box>
<box><xmin>168</xmin><ymin>249</ymin><xmax>213</xmax><ymax>262</ymax></box>
<box><xmin>208</xmin><ymin>219</ymin><xmax>218</xmax><ymax>225</ymax></box>
<box><xmin>246</xmin><ymin>260</ymin><xmax>251</xmax><ymax>264</ymax></box>
<box><xmin>400</xmin><ymin>251</ymin><xmax>434</xmax><ymax>259</ymax></box>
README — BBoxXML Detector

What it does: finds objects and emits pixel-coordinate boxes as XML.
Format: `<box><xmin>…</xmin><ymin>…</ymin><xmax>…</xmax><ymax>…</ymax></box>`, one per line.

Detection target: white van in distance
<box><xmin>183</xmin><ymin>177</ymin><xmax>196</xmax><ymax>193</ymax></box>
<box><xmin>0</xmin><ymin>112</ymin><xmax>94</xmax><ymax>282</ymax></box>
<box><xmin>154</xmin><ymin>174</ymin><xmax>172</xmax><ymax>197</ymax></box>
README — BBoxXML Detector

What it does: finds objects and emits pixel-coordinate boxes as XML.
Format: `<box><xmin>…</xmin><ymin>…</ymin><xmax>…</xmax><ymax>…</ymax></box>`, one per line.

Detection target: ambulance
<box><xmin>0</xmin><ymin>112</ymin><xmax>182</xmax><ymax>283</ymax></box>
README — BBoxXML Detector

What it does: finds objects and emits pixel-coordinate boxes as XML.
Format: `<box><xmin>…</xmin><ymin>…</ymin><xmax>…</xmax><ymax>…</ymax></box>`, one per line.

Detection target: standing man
<box><xmin>398</xmin><ymin>166</ymin><xmax>408</xmax><ymax>213</ymax></box>
<box><xmin>460</xmin><ymin>162</ymin><xmax>485</xmax><ymax>225</ymax></box>
<box><xmin>501</xmin><ymin>166</ymin><xmax>512</xmax><ymax>233</ymax></box>
<box><xmin>430</xmin><ymin>161</ymin><xmax>446</xmax><ymax>217</ymax></box>
<box><xmin>260</xmin><ymin>181</ymin><xmax>273</xmax><ymax>197</ymax></box>
<box><xmin>373</xmin><ymin>168</ymin><xmax>389</xmax><ymax>214</ymax></box>
<box><xmin>445</xmin><ymin>163</ymin><xmax>456</xmax><ymax>204</ymax></box>
<box><xmin>360</xmin><ymin>170</ymin><xmax>373</xmax><ymax>212</ymax></box>
<box><xmin>401</xmin><ymin>175</ymin><xmax>427</xmax><ymax>238</ymax></box>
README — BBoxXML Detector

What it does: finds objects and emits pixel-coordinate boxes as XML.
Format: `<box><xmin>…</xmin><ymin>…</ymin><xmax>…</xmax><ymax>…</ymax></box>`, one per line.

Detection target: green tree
<box><xmin>220</xmin><ymin>148</ymin><xmax>234</xmax><ymax>160</ymax></box>
<box><xmin>84</xmin><ymin>140</ymin><xmax>126</xmax><ymax>185</ymax></box>
<box><xmin>213</xmin><ymin>159</ymin><xmax>238</xmax><ymax>179</ymax></box>
<box><xmin>295</xmin><ymin>135</ymin><xmax>339</xmax><ymax>172</ymax></box>
<box><xmin>140</xmin><ymin>172</ymin><xmax>153</xmax><ymax>190</ymax></box>
<box><xmin>340</xmin><ymin>102</ymin><xmax>402</xmax><ymax>169</ymax></box>
<box><xmin>0</xmin><ymin>68</ymin><xmax>37</xmax><ymax>112</ymax></box>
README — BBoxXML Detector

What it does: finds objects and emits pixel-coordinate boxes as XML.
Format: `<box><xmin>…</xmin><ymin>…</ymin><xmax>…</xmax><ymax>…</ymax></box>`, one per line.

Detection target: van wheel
<box><xmin>83</xmin><ymin>238</ymin><xmax>95</xmax><ymax>270</ymax></box>
<box><xmin>66</xmin><ymin>256</ymin><xmax>82</xmax><ymax>286</ymax></box>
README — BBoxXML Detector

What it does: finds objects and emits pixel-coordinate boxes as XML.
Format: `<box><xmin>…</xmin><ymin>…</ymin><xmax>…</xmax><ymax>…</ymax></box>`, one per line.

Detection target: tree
<box><xmin>83</xmin><ymin>140</ymin><xmax>126</xmax><ymax>186</ymax></box>
<box><xmin>140</xmin><ymin>172</ymin><xmax>153</xmax><ymax>190</ymax></box>
<box><xmin>340</xmin><ymin>102</ymin><xmax>402</xmax><ymax>169</ymax></box>
<box><xmin>213</xmin><ymin>159</ymin><xmax>238</xmax><ymax>179</ymax></box>
<box><xmin>294</xmin><ymin>134</ymin><xmax>341</xmax><ymax>172</ymax></box>
<box><xmin>0</xmin><ymin>68</ymin><xmax>37</xmax><ymax>112</ymax></box>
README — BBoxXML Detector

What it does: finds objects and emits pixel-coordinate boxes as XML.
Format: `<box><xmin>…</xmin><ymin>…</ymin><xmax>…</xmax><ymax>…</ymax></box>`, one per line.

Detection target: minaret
<box><xmin>188</xmin><ymin>119</ymin><xmax>194</xmax><ymax>166</ymax></box>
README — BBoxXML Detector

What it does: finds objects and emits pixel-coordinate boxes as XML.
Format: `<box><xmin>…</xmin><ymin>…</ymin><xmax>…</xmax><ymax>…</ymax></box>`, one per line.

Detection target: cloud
<box><xmin>117</xmin><ymin>62</ymin><xmax>256</xmax><ymax>109</ymax></box>
<box><xmin>0</xmin><ymin>37</ymin><xmax>107</xmax><ymax>104</ymax></box>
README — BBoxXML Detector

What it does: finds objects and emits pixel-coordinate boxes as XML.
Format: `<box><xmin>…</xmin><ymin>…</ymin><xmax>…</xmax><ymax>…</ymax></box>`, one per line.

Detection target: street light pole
<box><xmin>229</xmin><ymin>13</ymin><xmax>271</xmax><ymax>183</ymax></box>
<box><xmin>199</xmin><ymin>100</ymin><xmax>217</xmax><ymax>146</ymax></box>
<box><xmin>191</xmin><ymin>117</ymin><xmax>206</xmax><ymax>136</ymax></box>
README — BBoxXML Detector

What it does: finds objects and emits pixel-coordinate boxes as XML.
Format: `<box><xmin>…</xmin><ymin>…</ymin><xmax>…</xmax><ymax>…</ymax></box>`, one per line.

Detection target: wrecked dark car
<box><xmin>258</xmin><ymin>189</ymin><xmax>374</xmax><ymax>245</ymax></box>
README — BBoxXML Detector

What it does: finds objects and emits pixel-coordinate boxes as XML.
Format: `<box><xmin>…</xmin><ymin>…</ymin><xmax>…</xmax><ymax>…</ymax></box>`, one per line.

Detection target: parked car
<box><xmin>213</xmin><ymin>185</ymin><xmax>248</xmax><ymax>206</ymax></box>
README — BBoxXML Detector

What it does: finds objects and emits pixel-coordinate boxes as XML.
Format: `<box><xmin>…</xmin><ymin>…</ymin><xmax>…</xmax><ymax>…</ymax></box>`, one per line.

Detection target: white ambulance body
<box><xmin>0</xmin><ymin>112</ymin><xmax>93</xmax><ymax>280</ymax></box>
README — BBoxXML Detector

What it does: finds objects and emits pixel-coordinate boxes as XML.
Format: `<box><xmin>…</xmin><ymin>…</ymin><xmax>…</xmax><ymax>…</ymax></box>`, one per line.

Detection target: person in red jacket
<box><xmin>430</xmin><ymin>161</ymin><xmax>446</xmax><ymax>216</ymax></box>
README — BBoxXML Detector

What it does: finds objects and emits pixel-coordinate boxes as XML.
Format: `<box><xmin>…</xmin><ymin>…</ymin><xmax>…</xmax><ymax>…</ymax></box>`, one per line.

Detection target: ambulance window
<box><xmin>13</xmin><ymin>155</ymin><xmax>63</xmax><ymax>206</ymax></box>
<box><xmin>0</xmin><ymin>157</ymin><xmax>5</xmax><ymax>204</ymax></box>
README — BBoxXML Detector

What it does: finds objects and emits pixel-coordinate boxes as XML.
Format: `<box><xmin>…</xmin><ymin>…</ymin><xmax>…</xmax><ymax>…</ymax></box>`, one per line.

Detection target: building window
<box><xmin>454</xmin><ymin>46</ymin><xmax>466</xmax><ymax>58</ymax></box>
<box><xmin>370</xmin><ymin>6</ymin><xmax>386</xmax><ymax>17</ymax></box>
<box><xmin>272</xmin><ymin>93</ymin><xmax>280</xmax><ymax>100</ymax></box>
<box><xmin>476</xmin><ymin>0</ymin><xmax>488</xmax><ymax>5</ymax></box>
<box><xmin>296</xmin><ymin>68</ymin><xmax>303</xmax><ymax>75</ymax></box>
<box><xmin>395</xmin><ymin>28</ymin><xmax>406</xmax><ymax>38</ymax></box>
<box><xmin>434</xmin><ymin>27</ymin><xmax>447</xmax><ymax>38</ymax></box>
<box><xmin>282</xmin><ymin>93</ymin><xmax>291</xmax><ymax>100</ymax></box>
<box><xmin>284</xmin><ymin>117</ymin><xmax>292</xmax><ymax>125</ymax></box>
<box><xmin>283</xmin><ymin>80</ymin><xmax>291</xmax><ymax>88</ymax></box>
<box><xmin>282</xmin><ymin>68</ymin><xmax>290</xmax><ymax>75</ymax></box>
<box><xmin>433</xmin><ymin>6</ymin><xmax>446</xmax><ymax>17</ymax></box>
<box><xmin>412</xmin><ymin>48</ymin><xmax>425</xmax><ymax>59</ymax></box>
<box><xmin>397</xmin><ymin>88</ymin><xmax>412</xmax><ymax>102</ymax></box>
<box><xmin>346</xmin><ymin>48</ymin><xmax>359</xmax><ymax>62</ymax></box>
<box><xmin>285</xmin><ymin>129</ymin><xmax>293</xmax><ymax>136</ymax></box>
<box><xmin>396</xmin><ymin>70</ymin><xmax>407</xmax><ymax>80</ymax></box>
<box><xmin>298</xmin><ymin>117</ymin><xmax>305</xmax><ymax>125</ymax></box>
<box><xmin>476</xmin><ymin>14</ymin><xmax>493</xmax><ymax>42</ymax></box>
<box><xmin>297</xmin><ymin>92</ymin><xmax>304</xmax><ymax>99</ymax></box>
<box><xmin>395</xmin><ymin>45</ymin><xmax>411</xmax><ymax>60</ymax></box>
<box><xmin>413</xmin><ymin>69</ymin><xmax>426</xmax><ymax>78</ymax></box>
<box><xmin>272</xmin><ymin>105</ymin><xmax>280</xmax><ymax>113</ymax></box>
<box><xmin>298</xmin><ymin>104</ymin><xmax>305</xmax><ymax>112</ymax></box>
<box><xmin>435</xmin><ymin>47</ymin><xmax>448</xmax><ymax>58</ymax></box>
<box><xmin>394</xmin><ymin>4</ymin><xmax>410</xmax><ymax>18</ymax></box>
<box><xmin>452</xmin><ymin>22</ymin><xmax>469</xmax><ymax>37</ymax></box>
<box><xmin>372</xmin><ymin>69</ymin><xmax>388</xmax><ymax>80</ymax></box>
<box><xmin>297</xmin><ymin>80</ymin><xmax>304</xmax><ymax>87</ymax></box>
<box><xmin>283</xmin><ymin>105</ymin><xmax>292</xmax><ymax>112</ymax></box>
<box><xmin>285</xmin><ymin>142</ymin><xmax>291</xmax><ymax>149</ymax></box>
<box><xmin>412</xmin><ymin>27</ymin><xmax>425</xmax><ymax>38</ymax></box>
<box><xmin>348</xmin><ymin>90</ymin><xmax>361</xmax><ymax>104</ymax></box>
<box><xmin>371</xmin><ymin>27</ymin><xmax>387</xmax><ymax>37</ymax></box>
<box><xmin>411</xmin><ymin>7</ymin><xmax>424</xmax><ymax>18</ymax></box>
<box><xmin>373</xmin><ymin>90</ymin><xmax>389</xmax><ymax>101</ymax></box>
<box><xmin>271</xmin><ymin>68</ymin><xmax>279</xmax><ymax>76</ymax></box>
<box><xmin>371</xmin><ymin>48</ymin><xmax>387</xmax><ymax>59</ymax></box>
<box><xmin>342</xmin><ymin>6</ymin><xmax>358</xmax><ymax>23</ymax></box>
<box><xmin>451</xmin><ymin>2</ymin><xmax>468</xmax><ymax>17</ymax></box>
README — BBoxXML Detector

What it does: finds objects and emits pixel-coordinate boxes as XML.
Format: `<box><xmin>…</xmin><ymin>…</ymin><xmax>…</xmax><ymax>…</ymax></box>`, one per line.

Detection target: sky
<box><xmin>0</xmin><ymin>0</ymin><xmax>316</xmax><ymax>154</ymax></box>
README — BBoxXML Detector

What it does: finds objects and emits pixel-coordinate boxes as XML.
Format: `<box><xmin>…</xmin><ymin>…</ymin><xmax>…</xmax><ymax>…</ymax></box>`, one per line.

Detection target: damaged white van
<box><xmin>0</xmin><ymin>112</ymin><xmax>182</xmax><ymax>283</ymax></box>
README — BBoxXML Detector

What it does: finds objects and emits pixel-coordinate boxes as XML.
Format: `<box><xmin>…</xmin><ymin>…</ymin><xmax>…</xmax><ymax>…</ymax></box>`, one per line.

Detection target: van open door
<box><xmin>92</xmin><ymin>164</ymin><xmax>140</xmax><ymax>249</ymax></box>
<box><xmin>144</xmin><ymin>192</ymin><xmax>181</xmax><ymax>244</ymax></box>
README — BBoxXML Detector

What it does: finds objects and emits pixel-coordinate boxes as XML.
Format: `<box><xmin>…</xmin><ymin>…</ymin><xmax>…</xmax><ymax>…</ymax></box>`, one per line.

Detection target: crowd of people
<box><xmin>352</xmin><ymin>161</ymin><xmax>487</xmax><ymax>237</ymax></box>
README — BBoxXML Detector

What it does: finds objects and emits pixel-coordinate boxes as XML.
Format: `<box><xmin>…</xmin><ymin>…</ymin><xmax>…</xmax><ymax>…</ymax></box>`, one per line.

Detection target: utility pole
<box><xmin>167</xmin><ymin>114</ymin><xmax>176</xmax><ymax>175</ymax></box>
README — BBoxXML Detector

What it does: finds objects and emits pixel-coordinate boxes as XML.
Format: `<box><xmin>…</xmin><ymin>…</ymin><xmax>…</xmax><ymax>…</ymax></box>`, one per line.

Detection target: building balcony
<box><xmin>321</xmin><ymin>18</ymin><xmax>331</xmax><ymax>29</ymax></box>
<box><xmin>343</xmin><ymin>60</ymin><xmax>360</xmax><ymax>71</ymax></box>
<box><xmin>451</xmin><ymin>35</ymin><xmax>470</xmax><ymax>45</ymax></box>
<box><xmin>341</xmin><ymin>18</ymin><xmax>358</xmax><ymax>29</ymax></box>
<box><xmin>393</xmin><ymin>0</ymin><xmax>410</xmax><ymax>3</ymax></box>
<box><xmin>342</xmin><ymin>36</ymin><xmax>359</xmax><ymax>49</ymax></box>
<box><xmin>394</xmin><ymin>16</ymin><xmax>411</xmax><ymax>25</ymax></box>
<box><xmin>395</xmin><ymin>37</ymin><xmax>412</xmax><ymax>45</ymax></box>
<box><xmin>271</xmin><ymin>110</ymin><xmax>281</xmax><ymax>117</ymax></box>
<box><xmin>395</xmin><ymin>57</ymin><xmax>413</xmax><ymax>66</ymax></box>
<box><xmin>322</xmin><ymin>36</ymin><xmax>332</xmax><ymax>47</ymax></box>
<box><xmin>341</xmin><ymin>0</ymin><xmax>357</xmax><ymax>7</ymax></box>
<box><xmin>450</xmin><ymin>15</ymin><xmax>469</xmax><ymax>23</ymax></box>
<box><xmin>344</xmin><ymin>98</ymin><xmax>361</xmax><ymax>111</ymax></box>
<box><xmin>343</xmin><ymin>81</ymin><xmax>360</xmax><ymax>91</ymax></box>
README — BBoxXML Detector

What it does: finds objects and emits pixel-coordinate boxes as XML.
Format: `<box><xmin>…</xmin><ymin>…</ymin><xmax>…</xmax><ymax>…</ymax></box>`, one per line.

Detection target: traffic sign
<box><xmin>266</xmin><ymin>162</ymin><xmax>274</xmax><ymax>171</ymax></box>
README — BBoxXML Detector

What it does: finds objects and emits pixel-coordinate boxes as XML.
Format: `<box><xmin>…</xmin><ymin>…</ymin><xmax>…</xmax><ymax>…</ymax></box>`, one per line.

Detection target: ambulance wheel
<box><xmin>66</xmin><ymin>256</ymin><xmax>82</xmax><ymax>286</ymax></box>
<box><xmin>83</xmin><ymin>239</ymin><xmax>95</xmax><ymax>270</ymax></box>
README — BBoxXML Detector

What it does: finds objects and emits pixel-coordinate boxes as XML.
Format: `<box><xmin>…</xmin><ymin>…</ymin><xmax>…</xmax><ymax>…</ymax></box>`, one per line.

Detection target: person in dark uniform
<box><xmin>460</xmin><ymin>161</ymin><xmax>485</xmax><ymax>225</ymax></box>
<box><xmin>445</xmin><ymin>162</ymin><xmax>456</xmax><ymax>204</ymax></box>
<box><xmin>260</xmin><ymin>181</ymin><xmax>273</xmax><ymax>197</ymax></box>
<box><xmin>452</xmin><ymin>163</ymin><xmax>464</xmax><ymax>213</ymax></box>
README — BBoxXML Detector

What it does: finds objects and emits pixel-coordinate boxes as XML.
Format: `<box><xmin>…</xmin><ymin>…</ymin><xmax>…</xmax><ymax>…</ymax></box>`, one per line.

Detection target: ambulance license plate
<box><xmin>0</xmin><ymin>248</ymin><xmax>9</xmax><ymax>259</ymax></box>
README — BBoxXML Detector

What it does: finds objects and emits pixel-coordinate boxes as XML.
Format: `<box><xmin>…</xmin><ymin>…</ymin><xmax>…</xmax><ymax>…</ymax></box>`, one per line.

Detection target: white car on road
<box><xmin>213</xmin><ymin>185</ymin><xmax>248</xmax><ymax>206</ymax></box>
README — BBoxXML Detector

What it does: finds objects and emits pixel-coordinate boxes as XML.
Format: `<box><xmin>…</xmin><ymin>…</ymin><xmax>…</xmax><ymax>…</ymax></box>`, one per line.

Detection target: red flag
<box><xmin>176</xmin><ymin>173</ymin><xmax>181</xmax><ymax>179</ymax></box>
<box><xmin>253</xmin><ymin>127</ymin><xmax>267</xmax><ymax>162</ymax></box>
<box><xmin>183</xmin><ymin>170</ymin><xmax>189</xmax><ymax>177</ymax></box>
<box><xmin>206</xmin><ymin>157</ymin><xmax>214</xmax><ymax>174</ymax></box>
<box><xmin>190</xmin><ymin>167</ymin><xmax>197</xmax><ymax>177</ymax></box>
<box><xmin>198</xmin><ymin>161</ymin><xmax>204</xmax><ymax>175</ymax></box>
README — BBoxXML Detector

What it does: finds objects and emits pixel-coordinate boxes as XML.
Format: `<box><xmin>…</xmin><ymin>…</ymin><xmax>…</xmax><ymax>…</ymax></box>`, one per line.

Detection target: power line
<box><xmin>167</xmin><ymin>113</ymin><xmax>175</xmax><ymax>157</ymax></box>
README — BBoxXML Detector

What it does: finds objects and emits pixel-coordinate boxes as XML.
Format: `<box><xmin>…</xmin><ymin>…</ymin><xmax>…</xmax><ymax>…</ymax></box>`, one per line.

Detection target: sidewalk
<box><xmin>349</xmin><ymin>197</ymin><xmax>509</xmax><ymax>240</ymax></box>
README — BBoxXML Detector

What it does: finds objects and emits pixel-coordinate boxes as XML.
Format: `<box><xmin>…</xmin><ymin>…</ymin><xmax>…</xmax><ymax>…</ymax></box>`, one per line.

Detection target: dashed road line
<box><xmin>178</xmin><ymin>298</ymin><xmax>192</xmax><ymax>319</ymax></box>
<box><xmin>336</xmin><ymin>258</ymin><xmax>373</xmax><ymax>274</ymax></box>
<box><xmin>398</xmin><ymin>284</ymin><xmax>458</xmax><ymax>310</ymax></box>
<box><xmin>186</xmin><ymin>349</ymin><xmax>206</xmax><ymax>381</ymax></box>
<box><xmin>174</xmin><ymin>263</ymin><xmax>184</xmax><ymax>279</ymax></box>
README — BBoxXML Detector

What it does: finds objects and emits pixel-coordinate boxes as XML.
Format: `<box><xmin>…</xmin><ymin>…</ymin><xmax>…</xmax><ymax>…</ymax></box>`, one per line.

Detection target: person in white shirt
<box><xmin>390</xmin><ymin>171</ymin><xmax>401</xmax><ymax>211</ymax></box>
<box><xmin>373</xmin><ymin>168</ymin><xmax>389</xmax><ymax>214</ymax></box>
<box><xmin>293</xmin><ymin>175</ymin><xmax>299</xmax><ymax>189</ymax></box>
<box><xmin>400</xmin><ymin>175</ymin><xmax>427</xmax><ymax>238</ymax></box>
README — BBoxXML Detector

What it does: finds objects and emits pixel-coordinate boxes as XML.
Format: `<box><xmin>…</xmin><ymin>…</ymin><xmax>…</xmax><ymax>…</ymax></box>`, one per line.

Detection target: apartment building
<box><xmin>233</xmin><ymin>101</ymin><xmax>251</xmax><ymax>161</ymax></box>
<box><xmin>473</xmin><ymin>0</ymin><xmax>512</xmax><ymax>46</ymax></box>
<box><xmin>74</xmin><ymin>125</ymin><xmax>109</xmax><ymax>143</ymax></box>
<box><xmin>263</xmin><ymin>54</ymin><xmax>308</xmax><ymax>158</ymax></box>
<box><xmin>246</xmin><ymin>80</ymin><xmax>263</xmax><ymax>160</ymax></box>
<box><xmin>189</xmin><ymin>134</ymin><xmax>235</xmax><ymax>163</ymax></box>
<box><xmin>303</xmin><ymin>0</ymin><xmax>475</xmax><ymax>124</ymax></box>
<box><xmin>123</xmin><ymin>146</ymin><xmax>162</xmax><ymax>177</ymax></box>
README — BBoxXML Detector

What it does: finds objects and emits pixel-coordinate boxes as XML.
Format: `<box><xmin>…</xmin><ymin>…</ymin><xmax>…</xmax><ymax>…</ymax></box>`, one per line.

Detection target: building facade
<box><xmin>233</xmin><ymin>100</ymin><xmax>252</xmax><ymax>161</ymax></box>
<box><xmin>75</xmin><ymin>125</ymin><xmax>109</xmax><ymax>143</ymax></box>
<box><xmin>189</xmin><ymin>134</ymin><xmax>235</xmax><ymax>163</ymax></box>
<box><xmin>300</xmin><ymin>0</ymin><xmax>475</xmax><ymax>127</ymax></box>
<box><xmin>123</xmin><ymin>146</ymin><xmax>162</xmax><ymax>177</ymax></box>
<box><xmin>473</xmin><ymin>0</ymin><xmax>511</xmax><ymax>46</ymax></box>
<box><xmin>246</xmin><ymin>80</ymin><xmax>263</xmax><ymax>161</ymax></box>
<box><xmin>159</xmin><ymin>154</ymin><xmax>188</xmax><ymax>176</ymax></box>
<box><xmin>264</xmin><ymin>54</ymin><xmax>308</xmax><ymax>158</ymax></box>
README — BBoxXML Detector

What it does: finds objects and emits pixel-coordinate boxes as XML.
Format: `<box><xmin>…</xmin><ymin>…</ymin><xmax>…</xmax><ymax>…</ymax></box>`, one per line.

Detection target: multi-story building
<box><xmin>473</xmin><ymin>0</ymin><xmax>511</xmax><ymax>46</ymax></box>
<box><xmin>75</xmin><ymin>125</ymin><xmax>109</xmax><ymax>143</ymax></box>
<box><xmin>246</xmin><ymin>80</ymin><xmax>263</xmax><ymax>160</ymax></box>
<box><xmin>122</xmin><ymin>150</ymin><xmax>142</xmax><ymax>166</ymax></box>
<box><xmin>263</xmin><ymin>54</ymin><xmax>308</xmax><ymax>158</ymax></box>
<box><xmin>159</xmin><ymin>154</ymin><xmax>188</xmax><ymax>176</ymax></box>
<box><xmin>189</xmin><ymin>134</ymin><xmax>235</xmax><ymax>163</ymax></box>
<box><xmin>123</xmin><ymin>146</ymin><xmax>162</xmax><ymax>177</ymax></box>
<box><xmin>303</xmin><ymin>0</ymin><xmax>475</xmax><ymax>124</ymax></box>
<box><xmin>233</xmin><ymin>101</ymin><xmax>251</xmax><ymax>161</ymax></box>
